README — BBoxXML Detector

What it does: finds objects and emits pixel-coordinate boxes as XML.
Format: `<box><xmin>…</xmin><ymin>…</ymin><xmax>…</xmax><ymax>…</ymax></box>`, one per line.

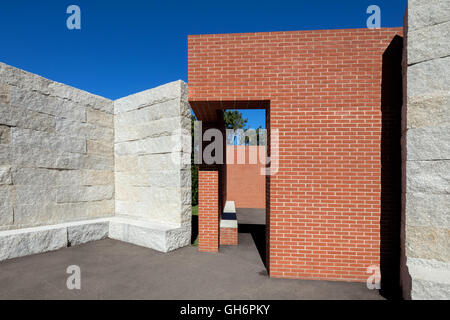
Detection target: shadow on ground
<box><xmin>236</xmin><ymin>208</ymin><xmax>267</xmax><ymax>268</ymax></box>
<box><xmin>238</xmin><ymin>224</ymin><xmax>266</xmax><ymax>269</ymax></box>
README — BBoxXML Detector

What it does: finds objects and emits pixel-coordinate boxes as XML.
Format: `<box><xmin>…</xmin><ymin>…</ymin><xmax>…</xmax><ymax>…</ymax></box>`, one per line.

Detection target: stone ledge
<box><xmin>67</xmin><ymin>220</ymin><xmax>109</xmax><ymax>246</ymax></box>
<box><xmin>0</xmin><ymin>224</ymin><xmax>67</xmax><ymax>261</ymax></box>
<box><xmin>224</xmin><ymin>200</ymin><xmax>236</xmax><ymax>213</ymax></box>
<box><xmin>221</xmin><ymin>200</ymin><xmax>238</xmax><ymax>229</ymax></box>
<box><xmin>0</xmin><ymin>218</ymin><xmax>110</xmax><ymax>261</ymax></box>
<box><xmin>220</xmin><ymin>219</ymin><xmax>238</xmax><ymax>229</ymax></box>
<box><xmin>0</xmin><ymin>217</ymin><xmax>190</xmax><ymax>261</ymax></box>
<box><xmin>221</xmin><ymin>200</ymin><xmax>238</xmax><ymax>228</ymax></box>
<box><xmin>108</xmin><ymin>217</ymin><xmax>190</xmax><ymax>253</ymax></box>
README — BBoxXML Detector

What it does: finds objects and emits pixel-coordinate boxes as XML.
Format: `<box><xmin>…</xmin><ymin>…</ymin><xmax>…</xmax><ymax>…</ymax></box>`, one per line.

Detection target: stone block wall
<box><xmin>402</xmin><ymin>0</ymin><xmax>450</xmax><ymax>299</ymax></box>
<box><xmin>0</xmin><ymin>62</ymin><xmax>191</xmax><ymax>256</ymax></box>
<box><xmin>114</xmin><ymin>81</ymin><xmax>191</xmax><ymax>226</ymax></box>
<box><xmin>0</xmin><ymin>62</ymin><xmax>114</xmax><ymax>231</ymax></box>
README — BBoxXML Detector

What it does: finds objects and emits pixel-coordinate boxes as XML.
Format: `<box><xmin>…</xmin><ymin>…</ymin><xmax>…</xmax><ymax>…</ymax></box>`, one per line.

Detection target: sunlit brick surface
<box><xmin>220</xmin><ymin>227</ymin><xmax>238</xmax><ymax>245</ymax></box>
<box><xmin>198</xmin><ymin>170</ymin><xmax>219</xmax><ymax>252</ymax></box>
<box><xmin>189</xmin><ymin>28</ymin><xmax>403</xmax><ymax>281</ymax></box>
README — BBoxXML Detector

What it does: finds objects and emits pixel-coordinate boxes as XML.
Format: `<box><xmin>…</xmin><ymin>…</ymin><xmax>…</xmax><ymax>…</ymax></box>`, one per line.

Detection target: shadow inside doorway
<box><xmin>237</xmin><ymin>208</ymin><xmax>267</xmax><ymax>268</ymax></box>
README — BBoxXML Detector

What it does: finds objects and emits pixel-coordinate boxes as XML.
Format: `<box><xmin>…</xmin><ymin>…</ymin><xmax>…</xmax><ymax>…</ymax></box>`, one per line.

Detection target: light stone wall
<box><xmin>402</xmin><ymin>0</ymin><xmax>450</xmax><ymax>300</ymax></box>
<box><xmin>114</xmin><ymin>81</ymin><xmax>191</xmax><ymax>227</ymax></box>
<box><xmin>0</xmin><ymin>62</ymin><xmax>191</xmax><ymax>255</ymax></box>
<box><xmin>0</xmin><ymin>62</ymin><xmax>115</xmax><ymax>231</ymax></box>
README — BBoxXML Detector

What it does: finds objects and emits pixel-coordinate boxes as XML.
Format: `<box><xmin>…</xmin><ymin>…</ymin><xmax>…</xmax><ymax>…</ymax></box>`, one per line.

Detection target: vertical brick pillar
<box><xmin>198</xmin><ymin>170</ymin><xmax>219</xmax><ymax>252</ymax></box>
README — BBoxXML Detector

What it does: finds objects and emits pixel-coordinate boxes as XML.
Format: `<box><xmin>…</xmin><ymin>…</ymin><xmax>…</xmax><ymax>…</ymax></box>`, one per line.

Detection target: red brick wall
<box><xmin>220</xmin><ymin>227</ymin><xmax>238</xmax><ymax>245</ymax></box>
<box><xmin>226</xmin><ymin>146</ymin><xmax>266</xmax><ymax>209</ymax></box>
<box><xmin>198</xmin><ymin>170</ymin><xmax>219</xmax><ymax>252</ymax></box>
<box><xmin>189</xmin><ymin>28</ymin><xmax>403</xmax><ymax>281</ymax></box>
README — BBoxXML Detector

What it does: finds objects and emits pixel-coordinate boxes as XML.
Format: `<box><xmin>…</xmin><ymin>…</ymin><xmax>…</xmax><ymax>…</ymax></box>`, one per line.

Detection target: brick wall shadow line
<box><xmin>380</xmin><ymin>34</ymin><xmax>403</xmax><ymax>300</ymax></box>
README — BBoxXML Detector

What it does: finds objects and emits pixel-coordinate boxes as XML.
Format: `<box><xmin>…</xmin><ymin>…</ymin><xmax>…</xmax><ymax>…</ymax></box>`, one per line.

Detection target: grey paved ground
<box><xmin>0</xmin><ymin>233</ymin><xmax>383</xmax><ymax>300</ymax></box>
<box><xmin>236</xmin><ymin>208</ymin><xmax>266</xmax><ymax>225</ymax></box>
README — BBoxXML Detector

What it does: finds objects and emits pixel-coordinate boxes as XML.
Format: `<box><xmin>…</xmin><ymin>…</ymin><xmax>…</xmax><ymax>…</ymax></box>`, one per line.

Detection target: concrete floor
<box><xmin>0</xmin><ymin>232</ymin><xmax>384</xmax><ymax>300</ymax></box>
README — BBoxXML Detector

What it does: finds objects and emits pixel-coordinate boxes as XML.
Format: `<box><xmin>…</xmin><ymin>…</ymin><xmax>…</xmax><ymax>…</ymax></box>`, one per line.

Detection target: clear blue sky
<box><xmin>0</xmin><ymin>0</ymin><xmax>407</xmax><ymax>128</ymax></box>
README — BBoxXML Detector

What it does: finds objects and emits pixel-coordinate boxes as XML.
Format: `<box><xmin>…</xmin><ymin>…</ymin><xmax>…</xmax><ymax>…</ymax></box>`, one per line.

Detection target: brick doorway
<box><xmin>223</xmin><ymin>108</ymin><xmax>268</xmax><ymax>267</ymax></box>
<box><xmin>192</xmin><ymin>101</ymin><xmax>271</xmax><ymax>272</ymax></box>
<box><xmin>188</xmin><ymin>28</ymin><xmax>403</xmax><ymax>282</ymax></box>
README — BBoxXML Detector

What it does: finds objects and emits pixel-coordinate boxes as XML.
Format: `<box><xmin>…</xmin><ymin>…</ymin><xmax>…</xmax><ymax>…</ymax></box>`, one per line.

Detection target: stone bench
<box><xmin>220</xmin><ymin>200</ymin><xmax>238</xmax><ymax>245</ymax></box>
<box><xmin>0</xmin><ymin>217</ymin><xmax>190</xmax><ymax>262</ymax></box>
<box><xmin>109</xmin><ymin>217</ymin><xmax>190</xmax><ymax>253</ymax></box>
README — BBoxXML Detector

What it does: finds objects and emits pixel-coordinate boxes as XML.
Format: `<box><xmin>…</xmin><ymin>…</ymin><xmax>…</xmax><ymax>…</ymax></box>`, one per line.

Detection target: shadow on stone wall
<box><xmin>380</xmin><ymin>34</ymin><xmax>404</xmax><ymax>300</ymax></box>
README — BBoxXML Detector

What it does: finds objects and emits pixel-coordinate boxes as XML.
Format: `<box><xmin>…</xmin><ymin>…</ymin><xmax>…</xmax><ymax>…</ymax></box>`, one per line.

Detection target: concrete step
<box><xmin>0</xmin><ymin>217</ymin><xmax>190</xmax><ymax>262</ymax></box>
<box><xmin>109</xmin><ymin>217</ymin><xmax>190</xmax><ymax>253</ymax></box>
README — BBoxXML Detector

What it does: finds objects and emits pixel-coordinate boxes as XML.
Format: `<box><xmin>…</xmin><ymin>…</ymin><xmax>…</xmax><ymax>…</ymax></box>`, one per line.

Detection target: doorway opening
<box><xmin>223</xmin><ymin>108</ymin><xmax>268</xmax><ymax>268</ymax></box>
